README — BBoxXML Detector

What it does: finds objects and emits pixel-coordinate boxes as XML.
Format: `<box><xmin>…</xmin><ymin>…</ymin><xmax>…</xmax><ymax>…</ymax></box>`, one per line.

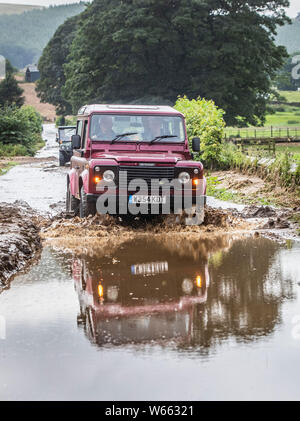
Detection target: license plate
<box><xmin>131</xmin><ymin>261</ymin><xmax>169</xmax><ymax>276</ymax></box>
<box><xmin>129</xmin><ymin>195</ymin><xmax>166</xmax><ymax>204</ymax></box>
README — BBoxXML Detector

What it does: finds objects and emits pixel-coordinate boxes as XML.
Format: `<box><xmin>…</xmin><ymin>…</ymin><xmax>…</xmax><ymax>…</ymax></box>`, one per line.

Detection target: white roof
<box><xmin>78</xmin><ymin>104</ymin><xmax>181</xmax><ymax>116</ymax></box>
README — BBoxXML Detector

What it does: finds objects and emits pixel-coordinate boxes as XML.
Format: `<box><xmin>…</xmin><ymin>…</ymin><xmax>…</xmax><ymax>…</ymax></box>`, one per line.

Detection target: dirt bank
<box><xmin>211</xmin><ymin>170</ymin><xmax>300</xmax><ymax>208</ymax></box>
<box><xmin>18</xmin><ymin>81</ymin><xmax>56</xmax><ymax>122</ymax></box>
<box><xmin>0</xmin><ymin>199</ymin><xmax>298</xmax><ymax>289</ymax></box>
<box><xmin>0</xmin><ymin>156</ymin><xmax>56</xmax><ymax>169</ymax></box>
<box><xmin>0</xmin><ymin>201</ymin><xmax>42</xmax><ymax>290</ymax></box>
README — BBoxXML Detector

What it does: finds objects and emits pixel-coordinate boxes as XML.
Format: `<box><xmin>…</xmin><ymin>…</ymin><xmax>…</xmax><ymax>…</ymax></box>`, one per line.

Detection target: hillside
<box><xmin>0</xmin><ymin>2</ymin><xmax>86</xmax><ymax>69</ymax></box>
<box><xmin>0</xmin><ymin>3</ymin><xmax>42</xmax><ymax>15</ymax></box>
<box><xmin>276</xmin><ymin>17</ymin><xmax>300</xmax><ymax>54</ymax></box>
<box><xmin>22</xmin><ymin>82</ymin><xmax>56</xmax><ymax>121</ymax></box>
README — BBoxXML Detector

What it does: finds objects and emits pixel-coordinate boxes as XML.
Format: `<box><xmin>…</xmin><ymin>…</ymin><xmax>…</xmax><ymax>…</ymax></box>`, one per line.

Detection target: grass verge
<box><xmin>0</xmin><ymin>161</ymin><xmax>17</xmax><ymax>176</ymax></box>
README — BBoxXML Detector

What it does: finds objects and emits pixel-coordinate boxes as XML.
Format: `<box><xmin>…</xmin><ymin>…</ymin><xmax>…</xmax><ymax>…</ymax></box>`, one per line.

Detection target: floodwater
<box><xmin>0</xmin><ymin>124</ymin><xmax>300</xmax><ymax>401</ymax></box>
<box><xmin>0</xmin><ymin>235</ymin><xmax>300</xmax><ymax>400</ymax></box>
<box><xmin>0</xmin><ymin>124</ymin><xmax>66</xmax><ymax>214</ymax></box>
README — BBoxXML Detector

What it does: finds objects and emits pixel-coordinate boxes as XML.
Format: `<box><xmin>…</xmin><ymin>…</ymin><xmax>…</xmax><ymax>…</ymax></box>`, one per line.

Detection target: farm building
<box><xmin>25</xmin><ymin>65</ymin><xmax>40</xmax><ymax>82</ymax></box>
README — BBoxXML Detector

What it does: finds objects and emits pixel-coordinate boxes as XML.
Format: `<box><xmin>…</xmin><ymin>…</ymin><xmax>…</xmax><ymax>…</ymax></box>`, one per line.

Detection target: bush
<box><xmin>218</xmin><ymin>142</ymin><xmax>252</xmax><ymax>171</ymax></box>
<box><xmin>174</xmin><ymin>96</ymin><xmax>225</xmax><ymax>168</ymax></box>
<box><xmin>269</xmin><ymin>151</ymin><xmax>293</xmax><ymax>187</ymax></box>
<box><xmin>0</xmin><ymin>105</ymin><xmax>43</xmax><ymax>156</ymax></box>
<box><xmin>0</xmin><ymin>144</ymin><xmax>28</xmax><ymax>157</ymax></box>
<box><xmin>19</xmin><ymin>105</ymin><xmax>43</xmax><ymax>134</ymax></box>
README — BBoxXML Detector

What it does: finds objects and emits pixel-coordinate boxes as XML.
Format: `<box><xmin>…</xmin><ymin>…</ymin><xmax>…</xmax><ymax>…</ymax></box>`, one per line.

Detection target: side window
<box><xmin>77</xmin><ymin>120</ymin><xmax>83</xmax><ymax>136</ymax></box>
<box><xmin>82</xmin><ymin>120</ymin><xmax>88</xmax><ymax>148</ymax></box>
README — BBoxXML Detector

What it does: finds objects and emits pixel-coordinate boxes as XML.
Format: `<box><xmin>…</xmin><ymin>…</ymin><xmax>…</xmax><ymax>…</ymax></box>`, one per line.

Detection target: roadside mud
<box><xmin>211</xmin><ymin>170</ymin><xmax>300</xmax><ymax>208</ymax></box>
<box><xmin>1</xmin><ymin>199</ymin><xmax>298</xmax><ymax>287</ymax></box>
<box><xmin>0</xmin><ymin>201</ymin><xmax>42</xmax><ymax>290</ymax></box>
<box><xmin>40</xmin><ymin>203</ymin><xmax>299</xmax><ymax>255</ymax></box>
<box><xmin>0</xmin><ymin>156</ymin><xmax>57</xmax><ymax>169</ymax></box>
<box><xmin>40</xmin><ymin>207</ymin><xmax>256</xmax><ymax>254</ymax></box>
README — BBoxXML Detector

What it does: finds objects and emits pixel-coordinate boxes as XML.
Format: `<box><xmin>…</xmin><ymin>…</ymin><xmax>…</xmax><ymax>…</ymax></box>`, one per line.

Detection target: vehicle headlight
<box><xmin>182</xmin><ymin>278</ymin><xmax>193</xmax><ymax>295</ymax></box>
<box><xmin>107</xmin><ymin>286</ymin><xmax>119</xmax><ymax>302</ymax></box>
<box><xmin>178</xmin><ymin>171</ymin><xmax>190</xmax><ymax>184</ymax></box>
<box><xmin>103</xmin><ymin>169</ymin><xmax>115</xmax><ymax>182</ymax></box>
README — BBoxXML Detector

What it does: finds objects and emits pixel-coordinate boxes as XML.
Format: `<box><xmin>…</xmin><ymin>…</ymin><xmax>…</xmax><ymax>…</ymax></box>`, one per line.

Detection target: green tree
<box><xmin>0</xmin><ymin>106</ymin><xmax>43</xmax><ymax>156</ymax></box>
<box><xmin>175</xmin><ymin>96</ymin><xmax>225</xmax><ymax>168</ymax></box>
<box><xmin>0</xmin><ymin>73</ymin><xmax>24</xmax><ymax>107</ymax></box>
<box><xmin>36</xmin><ymin>14</ymin><xmax>80</xmax><ymax>116</ymax></box>
<box><xmin>5</xmin><ymin>59</ymin><xmax>17</xmax><ymax>75</ymax></box>
<box><xmin>62</xmin><ymin>0</ymin><xmax>289</xmax><ymax>125</ymax></box>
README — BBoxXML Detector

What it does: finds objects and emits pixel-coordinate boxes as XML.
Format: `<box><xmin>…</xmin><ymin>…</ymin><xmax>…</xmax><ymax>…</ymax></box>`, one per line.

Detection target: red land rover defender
<box><xmin>66</xmin><ymin>104</ymin><xmax>206</xmax><ymax>221</ymax></box>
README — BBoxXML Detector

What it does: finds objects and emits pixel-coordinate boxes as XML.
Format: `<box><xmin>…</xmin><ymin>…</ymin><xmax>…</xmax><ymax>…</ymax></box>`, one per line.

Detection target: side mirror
<box><xmin>192</xmin><ymin>137</ymin><xmax>200</xmax><ymax>153</ymax></box>
<box><xmin>71</xmin><ymin>134</ymin><xmax>81</xmax><ymax>149</ymax></box>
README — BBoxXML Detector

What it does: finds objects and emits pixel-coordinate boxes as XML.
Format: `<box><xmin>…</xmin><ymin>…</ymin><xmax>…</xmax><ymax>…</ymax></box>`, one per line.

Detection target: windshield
<box><xmin>58</xmin><ymin>127</ymin><xmax>76</xmax><ymax>143</ymax></box>
<box><xmin>90</xmin><ymin>114</ymin><xmax>185</xmax><ymax>143</ymax></box>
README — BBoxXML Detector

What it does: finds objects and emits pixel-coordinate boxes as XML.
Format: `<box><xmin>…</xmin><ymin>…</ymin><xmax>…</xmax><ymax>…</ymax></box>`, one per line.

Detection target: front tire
<box><xmin>59</xmin><ymin>152</ymin><xmax>65</xmax><ymax>167</ymax></box>
<box><xmin>66</xmin><ymin>182</ymin><xmax>80</xmax><ymax>216</ymax></box>
<box><xmin>79</xmin><ymin>186</ymin><xmax>96</xmax><ymax>218</ymax></box>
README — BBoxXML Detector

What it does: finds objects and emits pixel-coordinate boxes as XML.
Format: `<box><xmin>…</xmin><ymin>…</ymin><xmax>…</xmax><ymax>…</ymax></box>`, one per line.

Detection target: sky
<box><xmin>0</xmin><ymin>0</ymin><xmax>299</xmax><ymax>18</ymax></box>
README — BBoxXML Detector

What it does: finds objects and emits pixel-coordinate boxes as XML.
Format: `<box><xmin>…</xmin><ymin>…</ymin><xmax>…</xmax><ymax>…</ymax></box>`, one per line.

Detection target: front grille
<box><xmin>119</xmin><ymin>166</ymin><xmax>175</xmax><ymax>190</ymax></box>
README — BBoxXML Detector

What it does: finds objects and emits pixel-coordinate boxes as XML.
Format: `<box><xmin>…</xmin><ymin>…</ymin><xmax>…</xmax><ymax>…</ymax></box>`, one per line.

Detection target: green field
<box><xmin>225</xmin><ymin>90</ymin><xmax>300</xmax><ymax>137</ymax></box>
<box><xmin>279</xmin><ymin>91</ymin><xmax>300</xmax><ymax>103</ymax></box>
<box><xmin>264</xmin><ymin>91</ymin><xmax>300</xmax><ymax>127</ymax></box>
<box><xmin>265</xmin><ymin>106</ymin><xmax>300</xmax><ymax>127</ymax></box>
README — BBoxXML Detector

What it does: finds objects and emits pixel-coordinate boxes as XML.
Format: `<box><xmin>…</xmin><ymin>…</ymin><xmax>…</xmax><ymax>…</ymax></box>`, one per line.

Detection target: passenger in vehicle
<box><xmin>91</xmin><ymin>116</ymin><xmax>115</xmax><ymax>140</ymax></box>
<box><xmin>143</xmin><ymin>117</ymin><xmax>162</xmax><ymax>140</ymax></box>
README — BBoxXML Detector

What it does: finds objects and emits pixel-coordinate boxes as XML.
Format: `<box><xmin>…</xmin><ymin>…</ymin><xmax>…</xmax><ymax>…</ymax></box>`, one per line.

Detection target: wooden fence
<box><xmin>224</xmin><ymin>126</ymin><xmax>300</xmax><ymax>142</ymax></box>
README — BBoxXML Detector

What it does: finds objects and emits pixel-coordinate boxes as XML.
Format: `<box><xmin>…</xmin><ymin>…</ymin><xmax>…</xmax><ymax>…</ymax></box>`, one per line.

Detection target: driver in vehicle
<box><xmin>143</xmin><ymin>117</ymin><xmax>162</xmax><ymax>140</ymax></box>
<box><xmin>91</xmin><ymin>115</ymin><xmax>115</xmax><ymax>140</ymax></box>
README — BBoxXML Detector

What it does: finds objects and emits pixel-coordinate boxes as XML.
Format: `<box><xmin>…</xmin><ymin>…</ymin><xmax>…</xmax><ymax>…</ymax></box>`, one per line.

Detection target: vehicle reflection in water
<box><xmin>73</xmin><ymin>237</ymin><xmax>210</xmax><ymax>346</ymax></box>
<box><xmin>72</xmin><ymin>235</ymin><xmax>294</xmax><ymax>351</ymax></box>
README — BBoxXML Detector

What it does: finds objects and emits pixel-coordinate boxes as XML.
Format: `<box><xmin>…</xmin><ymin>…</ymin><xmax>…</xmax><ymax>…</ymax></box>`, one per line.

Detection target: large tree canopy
<box><xmin>36</xmin><ymin>14</ymin><xmax>81</xmax><ymax>116</ymax></box>
<box><xmin>41</xmin><ymin>0</ymin><xmax>290</xmax><ymax>125</ymax></box>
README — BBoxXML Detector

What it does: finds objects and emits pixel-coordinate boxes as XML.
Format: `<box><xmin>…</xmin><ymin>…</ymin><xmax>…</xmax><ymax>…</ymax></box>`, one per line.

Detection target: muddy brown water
<box><xmin>0</xmin><ymin>235</ymin><xmax>300</xmax><ymax>400</ymax></box>
<box><xmin>0</xmin><ymin>125</ymin><xmax>300</xmax><ymax>400</ymax></box>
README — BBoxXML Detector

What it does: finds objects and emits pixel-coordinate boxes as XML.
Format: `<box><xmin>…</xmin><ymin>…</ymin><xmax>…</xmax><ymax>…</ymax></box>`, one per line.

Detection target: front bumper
<box><xmin>87</xmin><ymin>193</ymin><xmax>207</xmax><ymax>214</ymax></box>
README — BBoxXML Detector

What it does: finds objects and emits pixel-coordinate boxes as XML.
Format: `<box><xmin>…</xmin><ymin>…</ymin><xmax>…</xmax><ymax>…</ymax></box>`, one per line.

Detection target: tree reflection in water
<box><xmin>72</xmin><ymin>235</ymin><xmax>295</xmax><ymax>354</ymax></box>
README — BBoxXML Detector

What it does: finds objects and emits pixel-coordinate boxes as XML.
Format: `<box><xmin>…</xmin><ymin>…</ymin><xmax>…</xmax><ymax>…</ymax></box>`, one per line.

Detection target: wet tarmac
<box><xmin>0</xmin><ymin>124</ymin><xmax>66</xmax><ymax>214</ymax></box>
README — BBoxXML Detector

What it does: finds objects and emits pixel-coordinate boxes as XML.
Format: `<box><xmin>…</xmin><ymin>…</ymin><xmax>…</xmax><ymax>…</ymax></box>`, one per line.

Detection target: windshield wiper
<box><xmin>111</xmin><ymin>132</ymin><xmax>138</xmax><ymax>144</ymax></box>
<box><xmin>150</xmin><ymin>135</ymin><xmax>177</xmax><ymax>144</ymax></box>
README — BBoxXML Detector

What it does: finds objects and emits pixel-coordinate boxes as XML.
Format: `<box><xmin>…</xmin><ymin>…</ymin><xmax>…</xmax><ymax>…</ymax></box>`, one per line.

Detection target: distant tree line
<box><xmin>37</xmin><ymin>0</ymin><xmax>290</xmax><ymax>126</ymax></box>
<box><xmin>0</xmin><ymin>2</ymin><xmax>86</xmax><ymax>68</ymax></box>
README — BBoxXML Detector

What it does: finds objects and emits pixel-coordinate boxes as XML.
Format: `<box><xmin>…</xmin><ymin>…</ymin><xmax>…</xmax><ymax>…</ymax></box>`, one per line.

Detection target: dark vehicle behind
<box><xmin>56</xmin><ymin>126</ymin><xmax>76</xmax><ymax>166</ymax></box>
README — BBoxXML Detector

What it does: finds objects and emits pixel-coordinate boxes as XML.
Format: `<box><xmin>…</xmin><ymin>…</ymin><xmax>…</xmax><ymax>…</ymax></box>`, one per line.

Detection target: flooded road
<box><xmin>0</xmin><ymin>234</ymin><xmax>300</xmax><ymax>400</ymax></box>
<box><xmin>0</xmin><ymin>124</ymin><xmax>66</xmax><ymax>214</ymax></box>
